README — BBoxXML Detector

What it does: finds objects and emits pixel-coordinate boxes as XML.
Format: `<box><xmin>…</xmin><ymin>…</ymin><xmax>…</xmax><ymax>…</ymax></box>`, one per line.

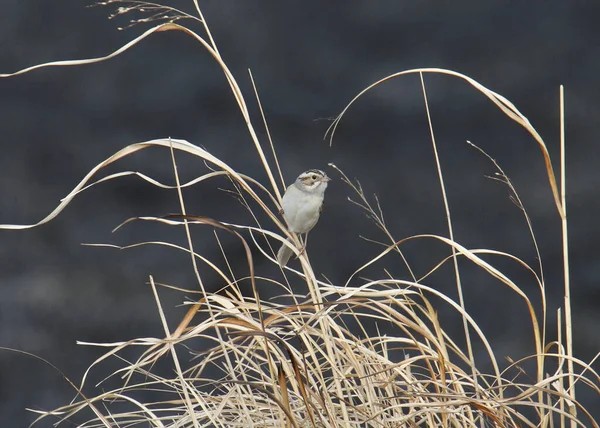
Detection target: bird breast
<box><xmin>281</xmin><ymin>184</ymin><xmax>324</xmax><ymax>233</ymax></box>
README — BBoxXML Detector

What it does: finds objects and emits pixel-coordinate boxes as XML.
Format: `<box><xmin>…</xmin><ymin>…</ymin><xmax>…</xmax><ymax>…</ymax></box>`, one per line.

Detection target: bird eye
<box><xmin>311</xmin><ymin>175</ymin><xmax>317</xmax><ymax>180</ymax></box>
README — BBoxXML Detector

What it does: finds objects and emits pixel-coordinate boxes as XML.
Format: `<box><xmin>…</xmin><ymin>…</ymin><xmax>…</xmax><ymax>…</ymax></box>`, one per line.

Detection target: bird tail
<box><xmin>277</xmin><ymin>238</ymin><xmax>294</xmax><ymax>266</ymax></box>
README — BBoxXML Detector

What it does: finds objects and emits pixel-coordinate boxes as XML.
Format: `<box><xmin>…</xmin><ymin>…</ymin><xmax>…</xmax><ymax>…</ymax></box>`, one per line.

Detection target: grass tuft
<box><xmin>1</xmin><ymin>2</ymin><xmax>598</xmax><ymax>427</ymax></box>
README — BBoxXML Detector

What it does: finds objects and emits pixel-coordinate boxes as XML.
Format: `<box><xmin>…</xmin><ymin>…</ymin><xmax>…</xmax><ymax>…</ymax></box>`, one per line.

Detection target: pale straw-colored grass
<box><xmin>1</xmin><ymin>2</ymin><xmax>598</xmax><ymax>427</ymax></box>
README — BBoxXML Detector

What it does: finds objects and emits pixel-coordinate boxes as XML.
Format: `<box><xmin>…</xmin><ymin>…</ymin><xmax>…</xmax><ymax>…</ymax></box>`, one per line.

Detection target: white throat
<box><xmin>296</xmin><ymin>180</ymin><xmax>327</xmax><ymax>195</ymax></box>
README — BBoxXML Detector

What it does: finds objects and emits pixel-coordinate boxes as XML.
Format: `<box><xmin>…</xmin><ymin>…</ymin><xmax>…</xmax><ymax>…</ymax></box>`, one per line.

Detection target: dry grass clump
<box><xmin>1</xmin><ymin>2</ymin><xmax>598</xmax><ymax>427</ymax></box>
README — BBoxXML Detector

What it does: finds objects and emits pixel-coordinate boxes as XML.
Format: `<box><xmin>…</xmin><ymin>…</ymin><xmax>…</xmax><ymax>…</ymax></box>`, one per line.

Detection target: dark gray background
<box><xmin>1</xmin><ymin>1</ymin><xmax>599</xmax><ymax>426</ymax></box>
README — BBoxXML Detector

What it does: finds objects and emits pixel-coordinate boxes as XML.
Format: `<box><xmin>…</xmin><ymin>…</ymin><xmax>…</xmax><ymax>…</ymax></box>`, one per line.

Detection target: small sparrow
<box><xmin>277</xmin><ymin>169</ymin><xmax>330</xmax><ymax>266</ymax></box>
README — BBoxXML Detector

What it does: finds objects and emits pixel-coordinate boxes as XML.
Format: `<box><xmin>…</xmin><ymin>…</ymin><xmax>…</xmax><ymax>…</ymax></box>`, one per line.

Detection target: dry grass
<box><xmin>1</xmin><ymin>2</ymin><xmax>598</xmax><ymax>427</ymax></box>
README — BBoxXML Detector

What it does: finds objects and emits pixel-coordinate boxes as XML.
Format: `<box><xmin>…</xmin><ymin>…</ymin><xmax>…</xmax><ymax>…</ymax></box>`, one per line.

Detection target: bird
<box><xmin>276</xmin><ymin>169</ymin><xmax>330</xmax><ymax>266</ymax></box>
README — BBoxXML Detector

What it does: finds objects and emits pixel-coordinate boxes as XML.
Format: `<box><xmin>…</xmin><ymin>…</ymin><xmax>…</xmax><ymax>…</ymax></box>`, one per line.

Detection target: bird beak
<box><xmin>321</xmin><ymin>175</ymin><xmax>331</xmax><ymax>182</ymax></box>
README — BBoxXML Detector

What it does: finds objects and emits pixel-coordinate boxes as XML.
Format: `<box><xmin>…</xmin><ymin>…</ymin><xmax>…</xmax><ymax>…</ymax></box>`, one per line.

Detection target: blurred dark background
<box><xmin>1</xmin><ymin>1</ymin><xmax>599</xmax><ymax>426</ymax></box>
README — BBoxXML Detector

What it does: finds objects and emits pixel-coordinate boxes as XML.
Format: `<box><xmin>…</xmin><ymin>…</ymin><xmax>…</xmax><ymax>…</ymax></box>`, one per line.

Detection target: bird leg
<box><xmin>295</xmin><ymin>233</ymin><xmax>309</xmax><ymax>259</ymax></box>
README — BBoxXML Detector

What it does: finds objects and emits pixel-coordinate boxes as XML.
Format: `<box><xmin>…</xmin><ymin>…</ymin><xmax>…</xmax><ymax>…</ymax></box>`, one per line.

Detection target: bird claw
<box><xmin>295</xmin><ymin>245</ymin><xmax>307</xmax><ymax>259</ymax></box>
